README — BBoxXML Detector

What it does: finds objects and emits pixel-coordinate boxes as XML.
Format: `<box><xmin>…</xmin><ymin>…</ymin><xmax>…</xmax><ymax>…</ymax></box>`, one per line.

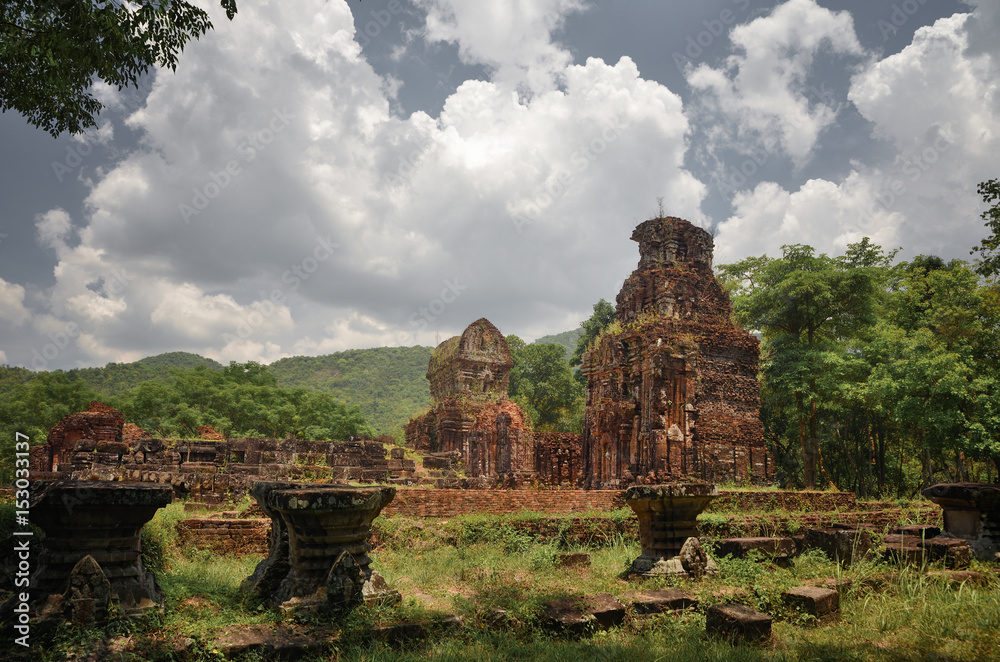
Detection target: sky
<box><xmin>1</xmin><ymin>0</ymin><xmax>997</xmax><ymax>371</ymax></box>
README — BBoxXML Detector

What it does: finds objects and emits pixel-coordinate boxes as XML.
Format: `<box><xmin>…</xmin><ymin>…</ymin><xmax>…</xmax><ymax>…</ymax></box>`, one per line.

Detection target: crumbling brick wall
<box><xmin>31</xmin><ymin>401</ymin><xmax>125</xmax><ymax>473</ymax></box>
<box><xmin>32</xmin><ymin>404</ymin><xmax>414</xmax><ymax>500</ymax></box>
<box><xmin>581</xmin><ymin>217</ymin><xmax>770</xmax><ymax>487</ymax></box>
<box><xmin>534</xmin><ymin>432</ymin><xmax>584</xmax><ymax>486</ymax></box>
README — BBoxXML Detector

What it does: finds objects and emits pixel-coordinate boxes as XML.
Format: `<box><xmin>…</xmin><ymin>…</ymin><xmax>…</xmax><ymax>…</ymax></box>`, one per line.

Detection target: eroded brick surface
<box><xmin>405</xmin><ymin>319</ymin><xmax>535</xmax><ymax>483</ymax></box>
<box><xmin>581</xmin><ymin>218</ymin><xmax>771</xmax><ymax>488</ymax></box>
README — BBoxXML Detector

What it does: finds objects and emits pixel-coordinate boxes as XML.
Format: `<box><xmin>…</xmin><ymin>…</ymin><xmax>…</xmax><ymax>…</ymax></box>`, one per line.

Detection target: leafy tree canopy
<box><xmin>972</xmin><ymin>178</ymin><xmax>1000</xmax><ymax>281</ymax></box>
<box><xmin>1</xmin><ymin>0</ymin><xmax>237</xmax><ymax>136</ymax></box>
<box><xmin>507</xmin><ymin>335</ymin><xmax>583</xmax><ymax>433</ymax></box>
<box><xmin>570</xmin><ymin>298</ymin><xmax>616</xmax><ymax>367</ymax></box>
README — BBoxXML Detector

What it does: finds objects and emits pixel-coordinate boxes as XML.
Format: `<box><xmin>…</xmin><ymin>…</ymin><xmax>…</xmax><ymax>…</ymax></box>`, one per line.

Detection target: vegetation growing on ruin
<box><xmin>5</xmin><ymin>497</ymin><xmax>998</xmax><ymax>662</ymax></box>
<box><xmin>0</xmin><ymin>361</ymin><xmax>373</xmax><ymax>481</ymax></box>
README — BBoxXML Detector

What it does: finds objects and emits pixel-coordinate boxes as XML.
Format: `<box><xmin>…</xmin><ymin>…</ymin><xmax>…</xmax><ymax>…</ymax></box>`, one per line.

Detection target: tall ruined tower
<box><xmin>581</xmin><ymin>217</ymin><xmax>769</xmax><ymax>487</ymax></box>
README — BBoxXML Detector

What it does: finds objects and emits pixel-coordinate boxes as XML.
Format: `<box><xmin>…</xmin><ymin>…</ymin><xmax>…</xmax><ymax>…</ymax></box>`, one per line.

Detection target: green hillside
<box><xmin>533</xmin><ymin>328</ymin><xmax>582</xmax><ymax>361</ymax></box>
<box><xmin>268</xmin><ymin>346</ymin><xmax>433</xmax><ymax>439</ymax></box>
<box><xmin>64</xmin><ymin>351</ymin><xmax>223</xmax><ymax>395</ymax></box>
<box><xmin>1</xmin><ymin>347</ymin><xmax>432</xmax><ymax>442</ymax></box>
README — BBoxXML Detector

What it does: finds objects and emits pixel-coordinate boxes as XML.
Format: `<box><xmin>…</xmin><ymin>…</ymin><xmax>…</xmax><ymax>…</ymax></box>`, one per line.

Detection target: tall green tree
<box><xmin>972</xmin><ymin>178</ymin><xmax>1000</xmax><ymax>281</ymax></box>
<box><xmin>863</xmin><ymin>258</ymin><xmax>1000</xmax><ymax>483</ymax></box>
<box><xmin>570</xmin><ymin>298</ymin><xmax>616</xmax><ymax>367</ymax></box>
<box><xmin>719</xmin><ymin>240</ymin><xmax>894</xmax><ymax>488</ymax></box>
<box><xmin>1</xmin><ymin>0</ymin><xmax>236</xmax><ymax>136</ymax></box>
<box><xmin>507</xmin><ymin>336</ymin><xmax>584</xmax><ymax>432</ymax></box>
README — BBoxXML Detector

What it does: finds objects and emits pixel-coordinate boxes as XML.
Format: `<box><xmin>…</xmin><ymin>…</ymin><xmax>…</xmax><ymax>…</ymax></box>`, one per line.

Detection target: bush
<box><xmin>140</xmin><ymin>501</ymin><xmax>186</xmax><ymax>575</ymax></box>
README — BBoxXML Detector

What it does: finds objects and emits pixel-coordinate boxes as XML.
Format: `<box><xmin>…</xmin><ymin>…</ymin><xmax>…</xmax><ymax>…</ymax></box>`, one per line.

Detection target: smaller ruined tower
<box><xmin>406</xmin><ymin>319</ymin><xmax>534</xmax><ymax>481</ymax></box>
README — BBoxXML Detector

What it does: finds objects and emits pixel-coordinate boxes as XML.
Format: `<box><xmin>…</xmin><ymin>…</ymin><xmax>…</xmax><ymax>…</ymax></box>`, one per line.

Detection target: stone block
<box><xmin>423</xmin><ymin>455</ymin><xmax>453</xmax><ymax>470</ymax></box>
<box><xmin>627</xmin><ymin>589</ymin><xmax>697</xmax><ymax>614</ymax></box>
<box><xmin>541</xmin><ymin>593</ymin><xmax>626</xmax><ymax>635</ymax></box>
<box><xmin>705</xmin><ymin>603</ymin><xmax>772</xmax><ymax>643</ymax></box>
<box><xmin>717</xmin><ymin>537</ymin><xmax>796</xmax><ymax>559</ymax></box>
<box><xmin>783</xmin><ymin>586</ymin><xmax>839</xmax><ymax>624</ymax></box>
<box><xmin>923</xmin><ymin>537</ymin><xmax>972</xmax><ymax>569</ymax></box>
<box><xmin>893</xmin><ymin>524</ymin><xmax>941</xmax><ymax>539</ymax></box>
<box><xmin>803</xmin><ymin>527</ymin><xmax>874</xmax><ymax>565</ymax></box>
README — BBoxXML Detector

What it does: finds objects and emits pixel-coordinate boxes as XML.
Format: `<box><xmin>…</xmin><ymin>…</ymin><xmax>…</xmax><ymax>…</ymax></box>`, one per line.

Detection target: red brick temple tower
<box><xmin>581</xmin><ymin>217</ymin><xmax>770</xmax><ymax>488</ymax></box>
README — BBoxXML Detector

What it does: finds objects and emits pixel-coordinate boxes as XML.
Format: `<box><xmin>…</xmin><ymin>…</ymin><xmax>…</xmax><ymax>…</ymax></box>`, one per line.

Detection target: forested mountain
<box><xmin>268</xmin><ymin>346</ymin><xmax>433</xmax><ymax>438</ymax></box>
<box><xmin>0</xmin><ymin>347</ymin><xmax>433</xmax><ymax>443</ymax></box>
<box><xmin>65</xmin><ymin>351</ymin><xmax>223</xmax><ymax>395</ymax></box>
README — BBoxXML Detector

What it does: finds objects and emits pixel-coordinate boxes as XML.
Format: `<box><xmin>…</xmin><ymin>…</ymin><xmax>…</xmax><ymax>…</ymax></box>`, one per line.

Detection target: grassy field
<box><xmin>4</xmin><ymin>501</ymin><xmax>1000</xmax><ymax>661</ymax></box>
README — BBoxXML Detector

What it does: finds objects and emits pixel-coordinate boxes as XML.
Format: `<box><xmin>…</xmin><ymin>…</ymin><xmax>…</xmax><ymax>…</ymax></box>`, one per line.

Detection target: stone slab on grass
<box><xmin>924</xmin><ymin>537</ymin><xmax>972</xmax><ymax>569</ymax></box>
<box><xmin>367</xmin><ymin>615</ymin><xmax>463</xmax><ymax>646</ymax></box>
<box><xmin>925</xmin><ymin>570</ymin><xmax>991</xmax><ymax>587</ymax></box>
<box><xmin>892</xmin><ymin>524</ymin><xmax>941</xmax><ymax>539</ymax></box>
<box><xmin>542</xmin><ymin>593</ymin><xmax>626</xmax><ymax>635</ymax></box>
<box><xmin>883</xmin><ymin>543</ymin><xmax>928</xmax><ymax>566</ymax></box>
<box><xmin>803</xmin><ymin>527</ymin><xmax>874</xmax><ymax>565</ymax></box>
<box><xmin>210</xmin><ymin>624</ymin><xmax>332</xmax><ymax>659</ymax></box>
<box><xmin>705</xmin><ymin>603</ymin><xmax>772</xmax><ymax>643</ymax></box>
<box><xmin>626</xmin><ymin>588</ymin><xmax>698</xmax><ymax>614</ymax></box>
<box><xmin>784</xmin><ymin>586</ymin><xmax>840</xmax><ymax>624</ymax></box>
<box><xmin>716</xmin><ymin>537</ymin><xmax>796</xmax><ymax>559</ymax></box>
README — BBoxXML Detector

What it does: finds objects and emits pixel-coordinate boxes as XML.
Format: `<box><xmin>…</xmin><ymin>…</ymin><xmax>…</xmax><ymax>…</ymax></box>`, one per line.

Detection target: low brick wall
<box><xmin>176</xmin><ymin>518</ymin><xmax>270</xmax><ymax>556</ymax></box>
<box><xmin>381</xmin><ymin>488</ymin><xmax>856</xmax><ymax>518</ymax></box>
<box><xmin>709</xmin><ymin>490</ymin><xmax>856</xmax><ymax>513</ymax></box>
<box><xmin>382</xmin><ymin>488</ymin><xmax>626</xmax><ymax>517</ymax></box>
<box><xmin>176</xmin><ymin>505</ymin><xmax>940</xmax><ymax>555</ymax></box>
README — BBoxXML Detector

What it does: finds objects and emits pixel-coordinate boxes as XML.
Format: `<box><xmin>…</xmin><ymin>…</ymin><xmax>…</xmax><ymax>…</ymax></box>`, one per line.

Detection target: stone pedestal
<box><xmin>29</xmin><ymin>480</ymin><xmax>172</xmax><ymax>618</ymax></box>
<box><xmin>624</xmin><ymin>482</ymin><xmax>718</xmax><ymax>577</ymax></box>
<box><xmin>241</xmin><ymin>481</ymin><xmax>298</xmax><ymax>599</ymax></box>
<box><xmin>922</xmin><ymin>483</ymin><xmax>1000</xmax><ymax>561</ymax></box>
<box><xmin>245</xmin><ymin>481</ymin><xmax>399</xmax><ymax>614</ymax></box>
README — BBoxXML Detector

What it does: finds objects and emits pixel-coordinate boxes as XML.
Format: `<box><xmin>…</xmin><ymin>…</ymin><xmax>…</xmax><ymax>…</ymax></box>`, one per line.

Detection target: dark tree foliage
<box><xmin>0</xmin><ymin>361</ymin><xmax>374</xmax><ymax>482</ymax></box>
<box><xmin>972</xmin><ymin>178</ymin><xmax>1000</xmax><ymax>281</ymax></box>
<box><xmin>0</xmin><ymin>0</ymin><xmax>237</xmax><ymax>136</ymax></box>
<box><xmin>507</xmin><ymin>335</ymin><xmax>584</xmax><ymax>433</ymax></box>
<box><xmin>570</xmin><ymin>298</ymin><xmax>615</xmax><ymax>367</ymax></box>
<box><xmin>720</xmin><ymin>239</ymin><xmax>1000</xmax><ymax>495</ymax></box>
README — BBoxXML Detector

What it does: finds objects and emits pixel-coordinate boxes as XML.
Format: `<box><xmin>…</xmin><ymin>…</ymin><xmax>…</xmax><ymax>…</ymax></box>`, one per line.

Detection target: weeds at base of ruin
<box><xmin>5</xmin><ymin>497</ymin><xmax>1000</xmax><ymax>662</ymax></box>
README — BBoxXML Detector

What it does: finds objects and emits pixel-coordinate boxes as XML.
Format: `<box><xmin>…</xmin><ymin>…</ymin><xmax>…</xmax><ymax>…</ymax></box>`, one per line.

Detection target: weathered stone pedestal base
<box><xmin>28</xmin><ymin>480</ymin><xmax>173</xmax><ymax>622</ymax></box>
<box><xmin>624</xmin><ymin>483</ymin><xmax>718</xmax><ymax>579</ymax></box>
<box><xmin>922</xmin><ymin>483</ymin><xmax>1000</xmax><ymax>561</ymax></box>
<box><xmin>244</xmin><ymin>481</ymin><xmax>399</xmax><ymax>615</ymax></box>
